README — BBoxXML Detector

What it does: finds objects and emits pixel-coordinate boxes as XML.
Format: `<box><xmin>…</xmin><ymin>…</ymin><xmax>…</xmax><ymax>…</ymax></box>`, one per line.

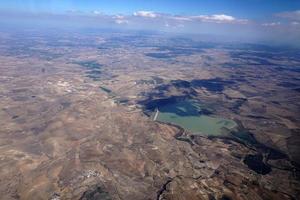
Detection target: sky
<box><xmin>0</xmin><ymin>0</ymin><xmax>300</xmax><ymax>46</ymax></box>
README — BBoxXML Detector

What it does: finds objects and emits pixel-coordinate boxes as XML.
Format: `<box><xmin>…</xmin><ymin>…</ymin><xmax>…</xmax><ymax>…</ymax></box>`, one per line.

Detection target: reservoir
<box><xmin>154</xmin><ymin>100</ymin><xmax>237</xmax><ymax>136</ymax></box>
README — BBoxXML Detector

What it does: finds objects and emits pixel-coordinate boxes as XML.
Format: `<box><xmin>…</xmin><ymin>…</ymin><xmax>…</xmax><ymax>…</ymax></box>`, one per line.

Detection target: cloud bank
<box><xmin>133</xmin><ymin>11</ymin><xmax>160</xmax><ymax>18</ymax></box>
<box><xmin>132</xmin><ymin>11</ymin><xmax>248</xmax><ymax>24</ymax></box>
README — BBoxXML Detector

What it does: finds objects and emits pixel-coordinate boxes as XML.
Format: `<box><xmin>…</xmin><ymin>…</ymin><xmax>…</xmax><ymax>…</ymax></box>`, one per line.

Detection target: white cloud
<box><xmin>262</xmin><ymin>22</ymin><xmax>281</xmax><ymax>27</ymax></box>
<box><xmin>133</xmin><ymin>11</ymin><xmax>247</xmax><ymax>24</ymax></box>
<box><xmin>63</xmin><ymin>10</ymin><xmax>249</xmax><ymax>27</ymax></box>
<box><xmin>169</xmin><ymin>14</ymin><xmax>248</xmax><ymax>24</ymax></box>
<box><xmin>115</xmin><ymin>19</ymin><xmax>128</xmax><ymax>24</ymax></box>
<box><xmin>264</xmin><ymin>10</ymin><xmax>300</xmax><ymax>27</ymax></box>
<box><xmin>93</xmin><ymin>10</ymin><xmax>102</xmax><ymax>15</ymax></box>
<box><xmin>170</xmin><ymin>16</ymin><xmax>192</xmax><ymax>21</ymax></box>
<box><xmin>277</xmin><ymin>10</ymin><xmax>300</xmax><ymax>21</ymax></box>
<box><xmin>113</xmin><ymin>15</ymin><xmax>128</xmax><ymax>24</ymax></box>
<box><xmin>133</xmin><ymin>11</ymin><xmax>159</xmax><ymax>18</ymax></box>
<box><xmin>196</xmin><ymin>14</ymin><xmax>235</xmax><ymax>22</ymax></box>
<box><xmin>191</xmin><ymin>14</ymin><xmax>248</xmax><ymax>24</ymax></box>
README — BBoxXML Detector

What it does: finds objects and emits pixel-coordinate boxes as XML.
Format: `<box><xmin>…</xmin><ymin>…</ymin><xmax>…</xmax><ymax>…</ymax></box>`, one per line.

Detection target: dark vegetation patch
<box><xmin>76</xmin><ymin>61</ymin><xmax>102</xmax><ymax>70</ymax></box>
<box><xmin>156</xmin><ymin>178</ymin><xmax>173</xmax><ymax>200</ymax></box>
<box><xmin>141</xmin><ymin>80</ymin><xmax>198</xmax><ymax>99</ymax></box>
<box><xmin>4</xmin><ymin>45</ymin><xmax>63</xmax><ymax>60</ymax></box>
<box><xmin>140</xmin><ymin>96</ymin><xmax>185</xmax><ymax>115</ymax></box>
<box><xmin>170</xmin><ymin>80</ymin><xmax>191</xmax><ymax>88</ymax></box>
<box><xmin>229</xmin><ymin>52</ymin><xmax>276</xmax><ymax>66</ymax></box>
<box><xmin>60</xmin><ymin>102</ymin><xmax>71</xmax><ymax>109</ymax></box>
<box><xmin>277</xmin><ymin>81</ymin><xmax>300</xmax><ymax>93</ymax></box>
<box><xmin>224</xmin><ymin>43</ymin><xmax>300</xmax><ymax>62</ymax></box>
<box><xmin>151</xmin><ymin>76</ymin><xmax>164</xmax><ymax>84</ymax></box>
<box><xmin>157</xmin><ymin>100</ymin><xmax>201</xmax><ymax>117</ymax></box>
<box><xmin>190</xmin><ymin>78</ymin><xmax>235</xmax><ymax>92</ymax></box>
<box><xmin>86</xmin><ymin>70</ymin><xmax>102</xmax><ymax>81</ymax></box>
<box><xmin>243</xmin><ymin>154</ymin><xmax>272</xmax><ymax>175</ymax></box>
<box><xmin>208</xmin><ymin>194</ymin><xmax>217</xmax><ymax>200</ymax></box>
<box><xmin>103</xmin><ymin>35</ymin><xmax>153</xmax><ymax>48</ymax></box>
<box><xmin>231</xmin><ymin>122</ymin><xmax>287</xmax><ymax>159</ymax></box>
<box><xmin>230</xmin><ymin>129</ymin><xmax>258</xmax><ymax>146</ymax></box>
<box><xmin>137</xmin><ymin>77</ymin><xmax>164</xmax><ymax>85</ymax></box>
<box><xmin>145</xmin><ymin>53</ymin><xmax>173</xmax><ymax>59</ymax></box>
<box><xmin>144</xmin><ymin>38</ymin><xmax>216</xmax><ymax>59</ymax></box>
<box><xmin>275</xmin><ymin>66</ymin><xmax>300</xmax><ymax>73</ymax></box>
<box><xmin>230</xmin><ymin>99</ymin><xmax>247</xmax><ymax>114</ymax></box>
<box><xmin>80</xmin><ymin>185</ymin><xmax>111</xmax><ymax>200</ymax></box>
<box><xmin>139</xmin><ymin>78</ymin><xmax>235</xmax><ymax>115</ymax></box>
<box><xmin>151</xmin><ymin>78</ymin><xmax>235</xmax><ymax>94</ymax></box>
<box><xmin>136</xmin><ymin>80</ymin><xmax>154</xmax><ymax>85</ymax></box>
<box><xmin>246</xmin><ymin>115</ymin><xmax>269</xmax><ymax>120</ymax></box>
<box><xmin>225</xmin><ymin>122</ymin><xmax>289</xmax><ymax>175</ymax></box>
<box><xmin>271</xmin><ymin>101</ymin><xmax>280</xmax><ymax>105</ymax></box>
<box><xmin>118</xmin><ymin>99</ymin><xmax>129</xmax><ymax>104</ymax></box>
<box><xmin>222</xmin><ymin>63</ymin><xmax>242</xmax><ymax>68</ymax></box>
<box><xmin>277</xmin><ymin>82</ymin><xmax>299</xmax><ymax>88</ymax></box>
<box><xmin>100</xmin><ymin>86</ymin><xmax>112</xmax><ymax>93</ymax></box>
<box><xmin>145</xmin><ymin>46</ymin><xmax>205</xmax><ymax>59</ymax></box>
<box><xmin>229</xmin><ymin>75</ymin><xmax>248</xmax><ymax>83</ymax></box>
<box><xmin>75</xmin><ymin>61</ymin><xmax>103</xmax><ymax>81</ymax></box>
<box><xmin>293</xmin><ymin>88</ymin><xmax>300</xmax><ymax>93</ymax></box>
<box><xmin>220</xmin><ymin>195</ymin><xmax>232</xmax><ymax>200</ymax></box>
<box><xmin>198</xmin><ymin>108</ymin><xmax>214</xmax><ymax>115</ymax></box>
<box><xmin>287</xmin><ymin>130</ymin><xmax>300</xmax><ymax>167</ymax></box>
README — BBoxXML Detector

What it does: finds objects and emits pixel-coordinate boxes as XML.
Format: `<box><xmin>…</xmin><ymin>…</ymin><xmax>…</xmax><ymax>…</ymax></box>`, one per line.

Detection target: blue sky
<box><xmin>1</xmin><ymin>0</ymin><xmax>300</xmax><ymax>18</ymax></box>
<box><xmin>0</xmin><ymin>0</ymin><xmax>300</xmax><ymax>46</ymax></box>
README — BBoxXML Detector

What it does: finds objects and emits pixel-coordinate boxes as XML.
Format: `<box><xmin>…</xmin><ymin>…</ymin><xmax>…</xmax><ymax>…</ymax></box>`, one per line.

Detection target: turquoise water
<box><xmin>156</xmin><ymin>100</ymin><xmax>236</xmax><ymax>136</ymax></box>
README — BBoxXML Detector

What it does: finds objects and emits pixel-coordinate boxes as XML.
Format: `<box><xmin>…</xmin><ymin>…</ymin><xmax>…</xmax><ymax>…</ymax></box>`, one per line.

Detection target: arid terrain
<box><xmin>0</xmin><ymin>29</ymin><xmax>299</xmax><ymax>200</ymax></box>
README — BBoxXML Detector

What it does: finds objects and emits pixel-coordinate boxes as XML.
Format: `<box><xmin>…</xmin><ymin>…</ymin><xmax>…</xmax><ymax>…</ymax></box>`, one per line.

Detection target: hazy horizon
<box><xmin>1</xmin><ymin>0</ymin><xmax>300</xmax><ymax>47</ymax></box>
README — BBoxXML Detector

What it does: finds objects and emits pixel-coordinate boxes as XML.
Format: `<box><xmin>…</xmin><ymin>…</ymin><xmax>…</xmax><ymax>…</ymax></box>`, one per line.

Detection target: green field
<box><xmin>156</xmin><ymin>100</ymin><xmax>236</xmax><ymax>136</ymax></box>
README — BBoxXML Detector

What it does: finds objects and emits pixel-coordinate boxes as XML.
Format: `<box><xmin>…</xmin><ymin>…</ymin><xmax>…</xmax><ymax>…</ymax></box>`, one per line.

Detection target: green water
<box><xmin>156</xmin><ymin>100</ymin><xmax>236</xmax><ymax>136</ymax></box>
